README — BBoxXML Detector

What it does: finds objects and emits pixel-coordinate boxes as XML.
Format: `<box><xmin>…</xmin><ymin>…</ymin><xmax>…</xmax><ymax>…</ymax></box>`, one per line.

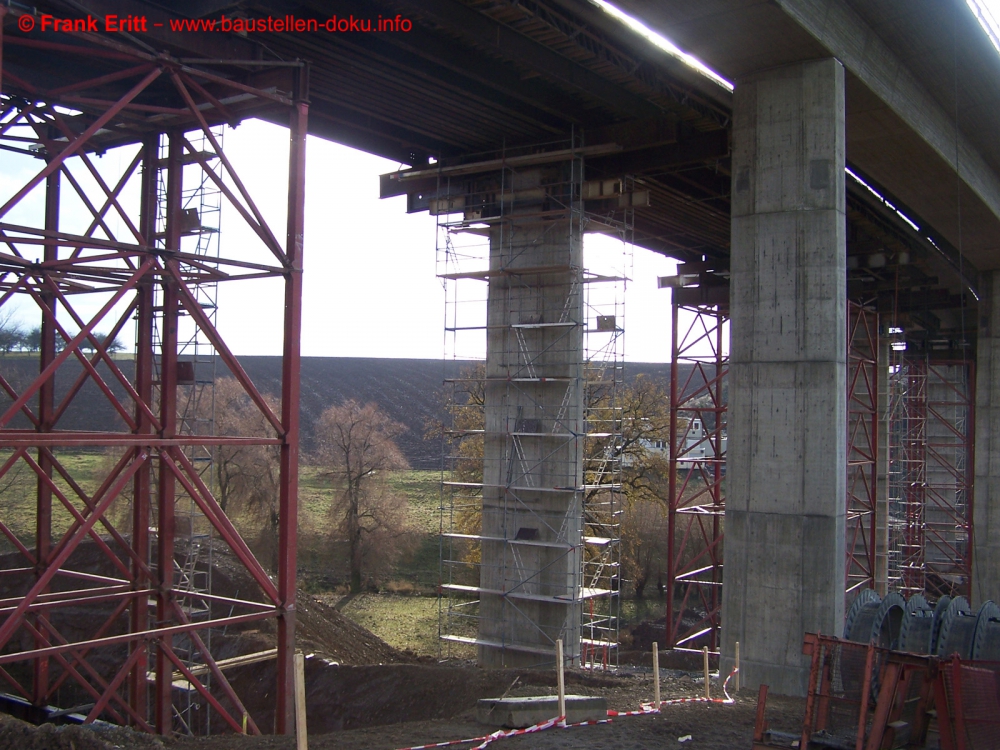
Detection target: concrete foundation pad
<box><xmin>476</xmin><ymin>695</ymin><xmax>607</xmax><ymax>728</ymax></box>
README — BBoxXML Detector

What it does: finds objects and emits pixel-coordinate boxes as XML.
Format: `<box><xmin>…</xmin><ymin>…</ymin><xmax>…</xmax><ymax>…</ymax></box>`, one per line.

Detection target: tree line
<box><xmin>211</xmin><ymin>369</ymin><xmax>683</xmax><ymax>599</ymax></box>
<box><xmin>206</xmin><ymin>370</ymin><xmax>684</xmax><ymax>599</ymax></box>
<box><xmin>0</xmin><ymin>311</ymin><xmax>124</xmax><ymax>355</ymax></box>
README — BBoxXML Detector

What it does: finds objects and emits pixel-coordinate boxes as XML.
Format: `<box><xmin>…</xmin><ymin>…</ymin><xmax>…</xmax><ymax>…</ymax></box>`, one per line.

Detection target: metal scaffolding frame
<box><xmin>846</xmin><ymin>302</ymin><xmax>879</xmax><ymax>600</ymax></box>
<box><xmin>665</xmin><ymin>280</ymin><xmax>728</xmax><ymax>653</ymax></box>
<box><xmin>154</xmin><ymin>126</ymin><xmax>224</xmax><ymax>736</ymax></box>
<box><xmin>436</xmin><ymin>139</ymin><xmax>630</xmax><ymax>668</ymax></box>
<box><xmin>0</xmin><ymin>24</ymin><xmax>306</xmax><ymax>735</ymax></box>
<box><xmin>887</xmin><ymin>355</ymin><xmax>974</xmax><ymax>600</ymax></box>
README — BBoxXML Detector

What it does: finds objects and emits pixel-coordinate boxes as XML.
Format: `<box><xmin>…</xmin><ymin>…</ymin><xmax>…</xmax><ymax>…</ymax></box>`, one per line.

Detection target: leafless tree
<box><xmin>0</xmin><ymin>309</ymin><xmax>23</xmax><ymax>354</ymax></box>
<box><xmin>213</xmin><ymin>377</ymin><xmax>281</xmax><ymax>533</ymax></box>
<box><xmin>315</xmin><ymin>399</ymin><xmax>410</xmax><ymax>593</ymax></box>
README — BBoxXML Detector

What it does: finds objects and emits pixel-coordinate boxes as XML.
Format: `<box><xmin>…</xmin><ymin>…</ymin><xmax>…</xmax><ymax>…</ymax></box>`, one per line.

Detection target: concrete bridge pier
<box><xmin>974</xmin><ymin>271</ymin><xmax>1000</xmax><ymax>605</ymax></box>
<box><xmin>479</xmin><ymin>164</ymin><xmax>584</xmax><ymax>668</ymax></box>
<box><xmin>722</xmin><ymin>58</ymin><xmax>848</xmax><ymax>696</ymax></box>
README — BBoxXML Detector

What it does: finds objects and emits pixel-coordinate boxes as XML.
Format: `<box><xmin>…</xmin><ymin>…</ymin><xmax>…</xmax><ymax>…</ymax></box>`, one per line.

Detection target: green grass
<box><xmin>0</xmin><ymin>449</ymin><xmax>115</xmax><ymax>554</ymax></box>
<box><xmin>0</xmin><ymin>451</ymin><xmax>448</xmax><ymax>592</ymax></box>
<box><xmin>388</xmin><ymin>470</ymin><xmax>441</xmax><ymax>534</ymax></box>
<box><xmin>297</xmin><ymin>467</ymin><xmax>442</xmax><ymax>536</ymax></box>
<box><xmin>340</xmin><ymin>593</ymin><xmax>444</xmax><ymax>656</ymax></box>
<box><xmin>620</xmin><ymin>596</ymin><xmax>668</xmax><ymax>627</ymax></box>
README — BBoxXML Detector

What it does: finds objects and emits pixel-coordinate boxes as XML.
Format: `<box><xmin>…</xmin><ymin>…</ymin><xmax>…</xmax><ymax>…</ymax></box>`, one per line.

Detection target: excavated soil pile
<box><xmin>0</xmin><ymin>542</ymin><xmax>405</xmax><ymax>669</ymax></box>
<box><xmin>0</xmin><ymin>713</ymin><xmax>165</xmax><ymax>750</ymax></box>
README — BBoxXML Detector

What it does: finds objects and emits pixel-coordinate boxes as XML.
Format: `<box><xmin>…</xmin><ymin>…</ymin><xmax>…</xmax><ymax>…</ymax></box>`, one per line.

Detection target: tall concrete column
<box><xmin>479</xmin><ymin>163</ymin><xmax>583</xmax><ymax>667</ymax></box>
<box><xmin>973</xmin><ymin>271</ymin><xmax>1000</xmax><ymax>604</ymax></box>
<box><xmin>722</xmin><ymin>58</ymin><xmax>847</xmax><ymax>696</ymax></box>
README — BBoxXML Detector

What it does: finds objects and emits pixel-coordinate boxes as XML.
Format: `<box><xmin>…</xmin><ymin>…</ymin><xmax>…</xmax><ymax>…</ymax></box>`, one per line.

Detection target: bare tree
<box><xmin>0</xmin><ymin>309</ymin><xmax>23</xmax><ymax>354</ymax></box>
<box><xmin>213</xmin><ymin>377</ymin><xmax>280</xmax><ymax>528</ymax></box>
<box><xmin>315</xmin><ymin>399</ymin><xmax>410</xmax><ymax>593</ymax></box>
<box><xmin>620</xmin><ymin>496</ymin><xmax>669</xmax><ymax>598</ymax></box>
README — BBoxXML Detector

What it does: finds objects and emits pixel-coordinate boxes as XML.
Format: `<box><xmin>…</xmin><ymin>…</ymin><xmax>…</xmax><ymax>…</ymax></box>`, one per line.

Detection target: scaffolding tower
<box><xmin>150</xmin><ymin>126</ymin><xmax>223</xmax><ymax>735</ymax></box>
<box><xmin>845</xmin><ymin>302</ymin><xmax>879</xmax><ymax>600</ymax></box>
<box><xmin>436</xmin><ymin>138</ymin><xmax>631</xmax><ymax>668</ymax></box>
<box><xmin>887</xmin><ymin>354</ymin><xmax>973</xmax><ymax>599</ymax></box>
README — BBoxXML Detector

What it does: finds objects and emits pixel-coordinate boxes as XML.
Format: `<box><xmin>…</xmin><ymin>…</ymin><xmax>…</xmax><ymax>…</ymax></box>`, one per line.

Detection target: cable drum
<box><xmin>841</xmin><ymin>592</ymin><xmax>1000</xmax><ymax>661</ymax></box>
<box><xmin>844</xmin><ymin>590</ymin><xmax>905</xmax><ymax>649</ymax></box>
<box><xmin>936</xmin><ymin>596</ymin><xmax>975</xmax><ymax>658</ymax></box>
<box><xmin>844</xmin><ymin>589</ymin><xmax>882</xmax><ymax>642</ymax></box>
<box><xmin>898</xmin><ymin>594</ymin><xmax>935</xmax><ymax>654</ymax></box>
<box><xmin>971</xmin><ymin>601</ymin><xmax>1000</xmax><ymax>661</ymax></box>
<box><xmin>930</xmin><ymin>596</ymin><xmax>952</xmax><ymax>654</ymax></box>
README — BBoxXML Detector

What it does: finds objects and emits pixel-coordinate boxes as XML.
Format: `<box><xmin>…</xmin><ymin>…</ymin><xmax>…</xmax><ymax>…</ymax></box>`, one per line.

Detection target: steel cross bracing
<box><xmin>665</xmin><ymin>296</ymin><xmax>727</xmax><ymax>653</ymax></box>
<box><xmin>436</xmin><ymin>139</ymin><xmax>629</xmax><ymax>667</ymax></box>
<box><xmin>0</xmin><ymin>21</ymin><xmax>307</xmax><ymax>735</ymax></box>
<box><xmin>887</xmin><ymin>356</ymin><xmax>974</xmax><ymax>600</ymax></box>
<box><xmin>845</xmin><ymin>302</ymin><xmax>879</xmax><ymax>601</ymax></box>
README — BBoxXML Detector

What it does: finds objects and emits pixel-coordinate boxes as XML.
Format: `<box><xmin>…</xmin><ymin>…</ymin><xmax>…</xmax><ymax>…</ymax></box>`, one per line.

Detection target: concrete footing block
<box><xmin>476</xmin><ymin>695</ymin><xmax>607</xmax><ymax>728</ymax></box>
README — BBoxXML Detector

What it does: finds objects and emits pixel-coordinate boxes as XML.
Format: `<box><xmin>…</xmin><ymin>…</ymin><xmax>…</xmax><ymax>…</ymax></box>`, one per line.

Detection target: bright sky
<box><xmin>0</xmin><ymin>118</ymin><xmax>678</xmax><ymax>363</ymax></box>
<box><xmin>968</xmin><ymin>0</ymin><xmax>1000</xmax><ymax>53</ymax></box>
<box><xmin>214</xmin><ymin>119</ymin><xmax>678</xmax><ymax>361</ymax></box>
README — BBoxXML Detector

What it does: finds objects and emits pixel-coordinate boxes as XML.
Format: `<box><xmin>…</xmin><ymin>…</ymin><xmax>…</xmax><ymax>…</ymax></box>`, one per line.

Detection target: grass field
<box><xmin>338</xmin><ymin>594</ymin><xmax>440</xmax><ymax>656</ymax></box>
<box><xmin>0</xmin><ymin>451</ymin><xmax>444</xmax><ymax>587</ymax></box>
<box><xmin>0</xmin><ymin>452</ymin><xmax>667</xmax><ymax>657</ymax></box>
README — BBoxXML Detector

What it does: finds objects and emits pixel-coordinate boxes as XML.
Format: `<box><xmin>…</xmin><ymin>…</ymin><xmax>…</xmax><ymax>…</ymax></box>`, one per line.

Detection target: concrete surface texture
<box><xmin>722</xmin><ymin>58</ymin><xmax>848</xmax><ymax>696</ymax></box>
<box><xmin>480</xmin><ymin>163</ymin><xmax>584</xmax><ymax>667</ymax></box>
<box><xmin>974</xmin><ymin>270</ymin><xmax>1000</xmax><ymax>606</ymax></box>
<box><xmin>476</xmin><ymin>695</ymin><xmax>607</xmax><ymax>727</ymax></box>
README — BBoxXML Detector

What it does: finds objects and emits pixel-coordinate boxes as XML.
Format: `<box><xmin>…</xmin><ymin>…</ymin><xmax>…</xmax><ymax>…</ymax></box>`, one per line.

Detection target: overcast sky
<box><xmin>1</xmin><ymin>117</ymin><xmax>679</xmax><ymax>363</ymax></box>
<box><xmin>224</xmin><ymin>119</ymin><xmax>678</xmax><ymax>362</ymax></box>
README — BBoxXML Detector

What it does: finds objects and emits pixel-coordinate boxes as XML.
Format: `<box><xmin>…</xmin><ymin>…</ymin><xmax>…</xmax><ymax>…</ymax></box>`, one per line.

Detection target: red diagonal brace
<box><xmin>0</xmin><ymin>67</ymin><xmax>162</xmax><ymax>219</ymax></box>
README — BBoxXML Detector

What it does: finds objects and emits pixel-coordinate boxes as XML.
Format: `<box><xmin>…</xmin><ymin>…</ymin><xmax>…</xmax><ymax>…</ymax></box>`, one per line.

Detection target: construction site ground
<box><xmin>0</xmin><ymin>669</ymin><xmax>806</xmax><ymax>750</ymax></box>
<box><xmin>0</xmin><ymin>546</ymin><xmax>808</xmax><ymax>749</ymax></box>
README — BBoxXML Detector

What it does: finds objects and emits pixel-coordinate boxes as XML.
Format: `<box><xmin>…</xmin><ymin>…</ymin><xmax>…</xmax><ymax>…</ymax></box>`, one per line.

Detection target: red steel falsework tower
<box><xmin>664</xmin><ymin>268</ymin><xmax>728</xmax><ymax>653</ymax></box>
<box><xmin>0</xmin><ymin>10</ymin><xmax>307</xmax><ymax>734</ymax></box>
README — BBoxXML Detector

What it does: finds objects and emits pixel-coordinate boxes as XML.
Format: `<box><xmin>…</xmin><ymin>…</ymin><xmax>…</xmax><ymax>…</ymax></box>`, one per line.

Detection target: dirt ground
<box><xmin>0</xmin><ymin>545</ymin><xmax>808</xmax><ymax>749</ymax></box>
<box><xmin>0</xmin><ymin>667</ymin><xmax>806</xmax><ymax>750</ymax></box>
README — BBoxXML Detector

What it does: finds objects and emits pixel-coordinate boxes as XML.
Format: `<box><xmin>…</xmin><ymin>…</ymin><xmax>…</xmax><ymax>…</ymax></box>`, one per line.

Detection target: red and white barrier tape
<box><xmin>397</xmin><ymin>667</ymin><xmax>739</xmax><ymax>750</ymax></box>
<box><xmin>471</xmin><ymin>715</ymin><xmax>563</xmax><ymax>749</ymax></box>
<box><xmin>403</xmin><ymin>735</ymin><xmax>493</xmax><ymax>750</ymax></box>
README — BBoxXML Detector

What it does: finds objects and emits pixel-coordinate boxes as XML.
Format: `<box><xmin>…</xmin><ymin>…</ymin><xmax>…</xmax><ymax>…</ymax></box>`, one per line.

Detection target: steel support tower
<box><xmin>0</xmin><ymin>22</ymin><xmax>307</xmax><ymax>735</ymax></box>
<box><xmin>887</xmin><ymin>356</ymin><xmax>974</xmax><ymax>599</ymax></box>
<box><xmin>664</xmin><ymin>272</ymin><xmax>728</xmax><ymax>653</ymax></box>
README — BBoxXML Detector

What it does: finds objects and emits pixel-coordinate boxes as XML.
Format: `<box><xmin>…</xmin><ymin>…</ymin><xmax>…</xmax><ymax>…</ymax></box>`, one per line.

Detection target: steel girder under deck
<box><xmin>0</xmin><ymin>16</ymin><xmax>307</xmax><ymax>735</ymax></box>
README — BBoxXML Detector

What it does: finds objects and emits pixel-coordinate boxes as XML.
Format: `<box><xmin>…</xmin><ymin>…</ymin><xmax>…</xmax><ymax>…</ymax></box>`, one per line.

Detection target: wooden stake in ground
<box><xmin>702</xmin><ymin>646</ymin><xmax>710</xmax><ymax>700</ymax></box>
<box><xmin>295</xmin><ymin>652</ymin><xmax>308</xmax><ymax>750</ymax></box>
<box><xmin>652</xmin><ymin>642</ymin><xmax>661</xmax><ymax>709</ymax></box>
<box><xmin>735</xmin><ymin>641</ymin><xmax>741</xmax><ymax>691</ymax></box>
<box><xmin>556</xmin><ymin>639</ymin><xmax>566</xmax><ymax>722</ymax></box>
